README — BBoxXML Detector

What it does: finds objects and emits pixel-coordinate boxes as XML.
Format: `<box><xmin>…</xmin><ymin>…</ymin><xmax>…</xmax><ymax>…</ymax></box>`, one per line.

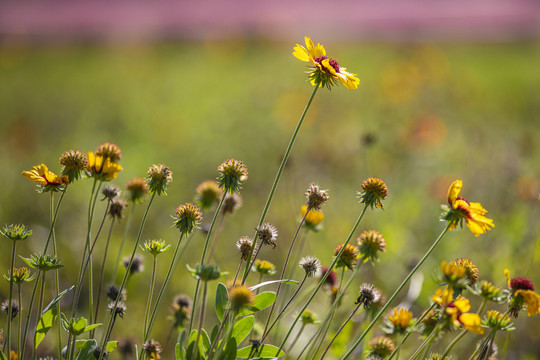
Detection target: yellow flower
<box><xmin>86</xmin><ymin>152</ymin><xmax>122</xmax><ymax>180</ymax></box>
<box><xmin>433</xmin><ymin>288</ymin><xmax>484</xmax><ymax>334</ymax></box>
<box><xmin>301</xmin><ymin>205</ymin><xmax>324</xmax><ymax>227</ymax></box>
<box><xmin>505</xmin><ymin>269</ymin><xmax>540</xmax><ymax>317</ymax></box>
<box><xmin>432</xmin><ymin>288</ymin><xmax>454</xmax><ymax>306</ymax></box>
<box><xmin>443</xmin><ymin>180</ymin><xmax>494</xmax><ymax>237</ymax></box>
<box><xmin>22</xmin><ymin>164</ymin><xmax>69</xmax><ymax>190</ymax></box>
<box><xmin>293</xmin><ymin>37</ymin><xmax>359</xmax><ymax>90</ymax></box>
<box><xmin>388</xmin><ymin>307</ymin><xmax>413</xmax><ymax>330</ymax></box>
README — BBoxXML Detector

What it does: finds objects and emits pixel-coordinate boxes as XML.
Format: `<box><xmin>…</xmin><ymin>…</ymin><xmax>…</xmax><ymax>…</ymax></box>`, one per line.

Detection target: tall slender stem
<box><xmin>409</xmin><ymin>330</ymin><xmax>437</xmax><ymax>360</ymax></box>
<box><xmin>276</xmin><ymin>204</ymin><xmax>368</xmax><ymax>356</ymax></box>
<box><xmin>20</xmin><ymin>271</ymin><xmax>42</xmax><ymax>360</ymax></box>
<box><xmin>111</xmin><ymin>204</ymin><xmax>135</xmax><ymax>283</ymax></box>
<box><xmin>340</xmin><ymin>224</ymin><xmax>451</xmax><ymax>360</ymax></box>
<box><xmin>242</xmin><ymin>85</ymin><xmax>319</xmax><ymax>284</ymax></box>
<box><xmin>287</xmin><ymin>323</ymin><xmax>307</xmax><ymax>356</ymax></box>
<box><xmin>194</xmin><ymin>282</ymin><xmax>208</xmax><ymax>359</ymax></box>
<box><xmin>5</xmin><ymin>239</ymin><xmax>16</xmax><ymax>354</ymax></box>
<box><xmin>143</xmin><ymin>255</ymin><xmax>158</xmax><ymax>341</ymax></box>
<box><xmin>32</xmin><ymin>272</ymin><xmax>47</xmax><ymax>360</ymax></box>
<box><xmin>17</xmin><ymin>284</ymin><xmax>22</xmax><ymax>358</ymax></box>
<box><xmin>94</xmin><ymin>218</ymin><xmax>116</xmax><ymax>336</ymax></box>
<box><xmin>50</xmin><ymin>192</ymin><xmax>63</xmax><ymax>359</ymax></box>
<box><xmin>320</xmin><ymin>302</ymin><xmax>362</xmax><ymax>359</ymax></box>
<box><xmin>207</xmin><ymin>212</ymin><xmax>226</xmax><ymax>262</ymax></box>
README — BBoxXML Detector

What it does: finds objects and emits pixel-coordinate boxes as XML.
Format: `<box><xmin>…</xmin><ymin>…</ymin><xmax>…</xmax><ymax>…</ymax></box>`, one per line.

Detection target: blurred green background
<box><xmin>1</xmin><ymin>38</ymin><xmax>540</xmax><ymax>358</ymax></box>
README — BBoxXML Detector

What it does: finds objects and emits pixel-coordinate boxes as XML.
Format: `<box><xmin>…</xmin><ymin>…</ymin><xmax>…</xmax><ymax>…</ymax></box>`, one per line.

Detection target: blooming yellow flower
<box><xmin>293</xmin><ymin>37</ymin><xmax>359</xmax><ymax>90</ymax></box>
<box><xmin>432</xmin><ymin>288</ymin><xmax>484</xmax><ymax>334</ymax></box>
<box><xmin>388</xmin><ymin>307</ymin><xmax>413</xmax><ymax>331</ymax></box>
<box><xmin>86</xmin><ymin>152</ymin><xmax>122</xmax><ymax>180</ymax></box>
<box><xmin>443</xmin><ymin>180</ymin><xmax>494</xmax><ymax>237</ymax></box>
<box><xmin>22</xmin><ymin>164</ymin><xmax>69</xmax><ymax>190</ymax></box>
<box><xmin>505</xmin><ymin>269</ymin><xmax>540</xmax><ymax>317</ymax></box>
<box><xmin>301</xmin><ymin>204</ymin><xmax>324</xmax><ymax>228</ymax></box>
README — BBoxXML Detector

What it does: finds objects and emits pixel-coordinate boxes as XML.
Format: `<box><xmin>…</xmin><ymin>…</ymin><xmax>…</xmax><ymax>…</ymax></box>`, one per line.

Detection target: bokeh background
<box><xmin>1</xmin><ymin>0</ymin><xmax>540</xmax><ymax>359</ymax></box>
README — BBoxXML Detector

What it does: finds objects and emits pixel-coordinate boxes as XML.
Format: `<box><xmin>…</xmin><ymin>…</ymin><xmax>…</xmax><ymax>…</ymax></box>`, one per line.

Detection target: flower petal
<box><xmin>447</xmin><ymin>180</ymin><xmax>462</xmax><ymax>207</ymax></box>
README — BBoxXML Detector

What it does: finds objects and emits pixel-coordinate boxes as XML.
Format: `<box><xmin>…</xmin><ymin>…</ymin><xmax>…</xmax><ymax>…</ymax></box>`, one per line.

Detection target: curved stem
<box><xmin>242</xmin><ymin>85</ymin><xmax>319</xmax><ymax>284</ymax></box>
<box><xmin>340</xmin><ymin>224</ymin><xmax>451</xmax><ymax>360</ymax></box>
<box><xmin>275</xmin><ymin>204</ymin><xmax>368</xmax><ymax>357</ymax></box>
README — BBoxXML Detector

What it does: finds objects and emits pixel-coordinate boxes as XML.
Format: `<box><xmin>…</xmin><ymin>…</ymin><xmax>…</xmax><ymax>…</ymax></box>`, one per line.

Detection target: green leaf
<box><xmin>237</xmin><ymin>292</ymin><xmax>276</xmax><ymax>317</ymax></box>
<box><xmin>231</xmin><ymin>315</ymin><xmax>254</xmax><ymax>345</ymax></box>
<box><xmin>35</xmin><ymin>307</ymin><xmax>58</xmax><ymax>349</ymax></box>
<box><xmin>105</xmin><ymin>341</ymin><xmax>118</xmax><ymax>353</ymax></box>
<box><xmin>83</xmin><ymin>323</ymin><xmax>102</xmax><ymax>332</ymax></box>
<box><xmin>186</xmin><ymin>264</ymin><xmax>198</xmax><ymax>280</ymax></box>
<box><xmin>201</xmin><ymin>329</ymin><xmax>211</xmax><ymax>353</ymax></box>
<box><xmin>210</xmin><ymin>324</ymin><xmax>219</xmax><ymax>343</ymax></box>
<box><xmin>219</xmin><ymin>337</ymin><xmax>237</xmax><ymax>360</ymax></box>
<box><xmin>175</xmin><ymin>342</ymin><xmax>185</xmax><ymax>360</ymax></box>
<box><xmin>215</xmin><ymin>282</ymin><xmax>228</xmax><ymax>321</ymax></box>
<box><xmin>42</xmin><ymin>286</ymin><xmax>74</xmax><ymax>314</ymax></box>
<box><xmin>0</xmin><ymin>351</ymin><xmax>7</xmax><ymax>360</ymax></box>
<box><xmin>72</xmin><ymin>317</ymin><xmax>88</xmax><ymax>334</ymax></box>
<box><xmin>248</xmin><ymin>279</ymin><xmax>298</xmax><ymax>291</ymax></box>
<box><xmin>75</xmin><ymin>339</ymin><xmax>98</xmax><ymax>360</ymax></box>
<box><xmin>237</xmin><ymin>344</ymin><xmax>285</xmax><ymax>358</ymax></box>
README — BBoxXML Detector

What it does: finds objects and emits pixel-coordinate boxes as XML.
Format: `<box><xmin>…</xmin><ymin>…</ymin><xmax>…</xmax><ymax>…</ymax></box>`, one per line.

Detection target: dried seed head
<box><xmin>106</xmin><ymin>285</ymin><xmax>127</xmax><ymax>302</ymax></box>
<box><xmin>334</xmin><ymin>243</ymin><xmax>359</xmax><ymax>270</ymax></box>
<box><xmin>126</xmin><ymin>177</ymin><xmax>148</xmax><ymax>203</ymax></box>
<box><xmin>256</xmin><ymin>223</ymin><xmax>278</xmax><ymax>248</ymax></box>
<box><xmin>102</xmin><ymin>185</ymin><xmax>121</xmax><ymax>200</ymax></box>
<box><xmin>195</xmin><ymin>180</ymin><xmax>222</xmax><ymax>211</ymax></box>
<box><xmin>146</xmin><ymin>164</ymin><xmax>173</xmax><ymax>195</ymax></box>
<box><xmin>173</xmin><ymin>203</ymin><xmax>203</xmax><ymax>236</ymax></box>
<box><xmin>95</xmin><ymin>142</ymin><xmax>122</xmax><ymax>162</ymax></box>
<box><xmin>305</xmin><ymin>184</ymin><xmax>329</xmax><ymax>211</ymax></box>
<box><xmin>59</xmin><ymin>149</ymin><xmax>88</xmax><ymax>182</ymax></box>
<box><xmin>1</xmin><ymin>299</ymin><xmax>19</xmax><ymax>320</ymax></box>
<box><xmin>236</xmin><ymin>236</ymin><xmax>254</xmax><ymax>261</ymax></box>
<box><xmin>368</xmin><ymin>336</ymin><xmax>395</xmax><ymax>358</ymax></box>
<box><xmin>142</xmin><ymin>340</ymin><xmax>162</xmax><ymax>360</ymax></box>
<box><xmin>172</xmin><ymin>294</ymin><xmax>192</xmax><ymax>310</ymax></box>
<box><xmin>221</xmin><ymin>193</ymin><xmax>243</xmax><ymax>215</ymax></box>
<box><xmin>357</xmin><ymin>230</ymin><xmax>386</xmax><ymax>263</ymax></box>
<box><xmin>217</xmin><ymin>158</ymin><xmax>248</xmax><ymax>194</ymax></box>
<box><xmin>108</xmin><ymin>301</ymin><xmax>127</xmax><ymax>319</ymax></box>
<box><xmin>229</xmin><ymin>285</ymin><xmax>255</xmax><ymax>310</ymax></box>
<box><xmin>109</xmin><ymin>199</ymin><xmax>127</xmax><ymax>221</ymax></box>
<box><xmin>123</xmin><ymin>254</ymin><xmax>144</xmax><ymax>275</ymax></box>
<box><xmin>356</xmin><ymin>283</ymin><xmax>379</xmax><ymax>309</ymax></box>
<box><xmin>299</xmin><ymin>256</ymin><xmax>321</xmax><ymax>278</ymax></box>
<box><xmin>358</xmin><ymin>177</ymin><xmax>388</xmax><ymax>209</ymax></box>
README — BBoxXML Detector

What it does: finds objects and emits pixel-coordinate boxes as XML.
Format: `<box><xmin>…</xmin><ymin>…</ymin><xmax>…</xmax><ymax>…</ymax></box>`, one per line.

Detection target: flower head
<box><xmin>256</xmin><ymin>223</ymin><xmax>278</xmax><ymax>248</ymax></box>
<box><xmin>483</xmin><ymin>310</ymin><xmax>514</xmax><ymax>332</ymax></box>
<box><xmin>4</xmin><ymin>267</ymin><xmax>35</xmax><ymax>284</ymax></box>
<box><xmin>305</xmin><ymin>184</ymin><xmax>329</xmax><ymax>211</ymax></box>
<box><xmin>236</xmin><ymin>237</ymin><xmax>254</xmax><ymax>261</ymax></box>
<box><xmin>442</xmin><ymin>180</ymin><xmax>494</xmax><ymax>236</ymax></box>
<box><xmin>195</xmin><ymin>180</ymin><xmax>223</xmax><ymax>211</ymax></box>
<box><xmin>476</xmin><ymin>280</ymin><xmax>503</xmax><ymax>302</ymax></box>
<box><xmin>194</xmin><ymin>263</ymin><xmax>222</xmax><ymax>282</ymax></box>
<box><xmin>126</xmin><ymin>177</ymin><xmax>149</xmax><ymax>203</ymax></box>
<box><xmin>87</xmin><ymin>152</ymin><xmax>122</xmax><ymax>181</ymax></box>
<box><xmin>439</xmin><ymin>261</ymin><xmax>468</xmax><ymax>291</ymax></box>
<box><xmin>106</xmin><ymin>285</ymin><xmax>127</xmax><ymax>302</ymax></box>
<box><xmin>358</xmin><ymin>177</ymin><xmax>388</xmax><ymax>209</ymax></box>
<box><xmin>1</xmin><ymin>299</ymin><xmax>19</xmax><ymax>320</ymax></box>
<box><xmin>318</xmin><ymin>266</ymin><xmax>337</xmax><ymax>291</ymax></box>
<box><xmin>334</xmin><ymin>243</ymin><xmax>359</xmax><ymax>270</ymax></box>
<box><xmin>450</xmin><ymin>258</ymin><xmax>479</xmax><ymax>287</ymax></box>
<box><xmin>102</xmin><ymin>185</ymin><xmax>120</xmax><ymax>200</ymax></box>
<box><xmin>95</xmin><ymin>142</ymin><xmax>122</xmax><ymax>162</ymax></box>
<box><xmin>505</xmin><ymin>269</ymin><xmax>540</xmax><ymax>317</ymax></box>
<box><xmin>299</xmin><ymin>256</ymin><xmax>321</xmax><ymax>277</ymax></box>
<box><xmin>173</xmin><ymin>203</ymin><xmax>203</xmax><ymax>236</ymax></box>
<box><xmin>300</xmin><ymin>309</ymin><xmax>320</xmax><ymax>325</ymax></box>
<box><xmin>356</xmin><ymin>283</ymin><xmax>379</xmax><ymax>309</ymax></box>
<box><xmin>217</xmin><ymin>159</ymin><xmax>248</xmax><ymax>194</ymax></box>
<box><xmin>141</xmin><ymin>239</ymin><xmax>170</xmax><ymax>256</ymax></box>
<box><xmin>433</xmin><ymin>288</ymin><xmax>484</xmax><ymax>334</ymax></box>
<box><xmin>59</xmin><ymin>149</ymin><xmax>88</xmax><ymax>182</ymax></box>
<box><xmin>301</xmin><ymin>205</ymin><xmax>324</xmax><ymax>230</ymax></box>
<box><xmin>385</xmin><ymin>307</ymin><xmax>414</xmax><ymax>335</ymax></box>
<box><xmin>253</xmin><ymin>260</ymin><xmax>276</xmax><ymax>276</ymax></box>
<box><xmin>170</xmin><ymin>294</ymin><xmax>192</xmax><ymax>329</ymax></box>
<box><xmin>146</xmin><ymin>164</ymin><xmax>172</xmax><ymax>195</ymax></box>
<box><xmin>367</xmin><ymin>336</ymin><xmax>395</xmax><ymax>358</ymax></box>
<box><xmin>123</xmin><ymin>254</ymin><xmax>144</xmax><ymax>275</ymax></box>
<box><xmin>21</xmin><ymin>253</ymin><xmax>63</xmax><ymax>272</ymax></box>
<box><xmin>221</xmin><ymin>193</ymin><xmax>243</xmax><ymax>215</ymax></box>
<box><xmin>22</xmin><ymin>164</ymin><xmax>69</xmax><ymax>192</ymax></box>
<box><xmin>108</xmin><ymin>301</ymin><xmax>127</xmax><ymax>319</ymax></box>
<box><xmin>1</xmin><ymin>224</ymin><xmax>32</xmax><ymax>241</ymax></box>
<box><xmin>142</xmin><ymin>340</ymin><xmax>162</xmax><ymax>360</ymax></box>
<box><xmin>109</xmin><ymin>199</ymin><xmax>127</xmax><ymax>221</ymax></box>
<box><xmin>293</xmin><ymin>37</ymin><xmax>360</xmax><ymax>90</ymax></box>
<box><xmin>357</xmin><ymin>230</ymin><xmax>386</xmax><ymax>263</ymax></box>
<box><xmin>229</xmin><ymin>285</ymin><xmax>255</xmax><ymax>311</ymax></box>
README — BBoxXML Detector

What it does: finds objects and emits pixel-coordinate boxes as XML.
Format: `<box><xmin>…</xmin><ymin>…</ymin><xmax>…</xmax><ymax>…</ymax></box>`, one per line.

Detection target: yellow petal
<box><xmin>293</xmin><ymin>44</ymin><xmax>310</xmax><ymax>62</ymax></box>
<box><xmin>453</xmin><ymin>298</ymin><xmax>471</xmax><ymax>313</ymax></box>
<box><xmin>516</xmin><ymin>289</ymin><xmax>540</xmax><ymax>317</ymax></box>
<box><xmin>459</xmin><ymin>313</ymin><xmax>484</xmax><ymax>334</ymax></box>
<box><xmin>447</xmin><ymin>180</ymin><xmax>462</xmax><ymax>208</ymax></box>
<box><xmin>305</xmin><ymin>37</ymin><xmax>325</xmax><ymax>58</ymax></box>
<box><xmin>504</xmin><ymin>269</ymin><xmax>511</xmax><ymax>287</ymax></box>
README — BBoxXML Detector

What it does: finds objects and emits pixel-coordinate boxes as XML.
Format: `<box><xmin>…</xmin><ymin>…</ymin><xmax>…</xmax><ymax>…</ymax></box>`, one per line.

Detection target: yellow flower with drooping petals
<box><xmin>505</xmin><ymin>269</ymin><xmax>540</xmax><ymax>317</ymax></box>
<box><xmin>86</xmin><ymin>152</ymin><xmax>122</xmax><ymax>180</ymax></box>
<box><xmin>293</xmin><ymin>37</ymin><xmax>359</xmax><ymax>90</ymax></box>
<box><xmin>22</xmin><ymin>164</ymin><xmax>69</xmax><ymax>192</ymax></box>
<box><xmin>432</xmin><ymin>288</ymin><xmax>484</xmax><ymax>334</ymax></box>
<box><xmin>301</xmin><ymin>204</ymin><xmax>324</xmax><ymax>229</ymax></box>
<box><xmin>442</xmin><ymin>180</ymin><xmax>494</xmax><ymax>237</ymax></box>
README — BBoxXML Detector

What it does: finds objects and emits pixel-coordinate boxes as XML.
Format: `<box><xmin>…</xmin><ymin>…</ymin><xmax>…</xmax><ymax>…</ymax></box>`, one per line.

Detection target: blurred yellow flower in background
<box><xmin>22</xmin><ymin>163</ymin><xmax>69</xmax><ymax>190</ymax></box>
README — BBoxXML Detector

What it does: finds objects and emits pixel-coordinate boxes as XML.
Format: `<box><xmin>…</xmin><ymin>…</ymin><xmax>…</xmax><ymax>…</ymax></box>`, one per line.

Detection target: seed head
<box><xmin>1</xmin><ymin>299</ymin><xmax>19</xmax><ymax>320</ymax></box>
<box><xmin>256</xmin><ymin>223</ymin><xmax>278</xmax><ymax>248</ymax></box>
<box><xmin>510</xmin><ymin>277</ymin><xmax>535</xmax><ymax>291</ymax></box>
<box><xmin>334</xmin><ymin>243</ymin><xmax>359</xmax><ymax>270</ymax></box>
<box><xmin>221</xmin><ymin>193</ymin><xmax>243</xmax><ymax>215</ymax></box>
<box><xmin>102</xmin><ymin>185</ymin><xmax>121</xmax><ymax>200</ymax></box>
<box><xmin>217</xmin><ymin>158</ymin><xmax>248</xmax><ymax>194</ymax></box>
<box><xmin>195</xmin><ymin>180</ymin><xmax>222</xmax><ymax>211</ymax></box>
<box><xmin>300</xmin><ymin>309</ymin><xmax>319</xmax><ymax>325</ymax></box>
<box><xmin>357</xmin><ymin>230</ymin><xmax>386</xmax><ymax>263</ymax></box>
<box><xmin>299</xmin><ymin>256</ymin><xmax>321</xmax><ymax>277</ymax></box>
<box><xmin>146</xmin><ymin>164</ymin><xmax>173</xmax><ymax>196</ymax></box>
<box><xmin>1</xmin><ymin>224</ymin><xmax>32</xmax><ymax>241</ymax></box>
<box><xmin>106</xmin><ymin>285</ymin><xmax>127</xmax><ymax>302</ymax></box>
<box><xmin>236</xmin><ymin>236</ymin><xmax>254</xmax><ymax>261</ymax></box>
<box><xmin>253</xmin><ymin>260</ymin><xmax>276</xmax><ymax>275</ymax></box>
<box><xmin>142</xmin><ymin>340</ymin><xmax>162</xmax><ymax>360</ymax></box>
<box><xmin>358</xmin><ymin>177</ymin><xmax>388</xmax><ymax>209</ymax></box>
<box><xmin>123</xmin><ymin>254</ymin><xmax>144</xmax><ymax>275</ymax></box>
<box><xmin>95</xmin><ymin>142</ymin><xmax>122</xmax><ymax>162</ymax></box>
<box><xmin>170</xmin><ymin>294</ymin><xmax>192</xmax><ymax>329</ymax></box>
<box><xmin>229</xmin><ymin>285</ymin><xmax>255</xmax><ymax>310</ymax></box>
<box><xmin>305</xmin><ymin>184</ymin><xmax>329</xmax><ymax>211</ymax></box>
<box><xmin>59</xmin><ymin>149</ymin><xmax>88</xmax><ymax>182</ymax></box>
<box><xmin>108</xmin><ymin>301</ymin><xmax>127</xmax><ymax>319</ymax></box>
<box><xmin>356</xmin><ymin>283</ymin><xmax>379</xmax><ymax>309</ymax></box>
<box><xmin>109</xmin><ymin>199</ymin><xmax>127</xmax><ymax>221</ymax></box>
<box><xmin>450</xmin><ymin>258</ymin><xmax>479</xmax><ymax>287</ymax></box>
<box><xmin>368</xmin><ymin>336</ymin><xmax>395</xmax><ymax>358</ymax></box>
<box><xmin>126</xmin><ymin>177</ymin><xmax>148</xmax><ymax>203</ymax></box>
<box><xmin>141</xmin><ymin>239</ymin><xmax>170</xmax><ymax>256</ymax></box>
<box><xmin>173</xmin><ymin>203</ymin><xmax>203</xmax><ymax>236</ymax></box>
<box><xmin>195</xmin><ymin>264</ymin><xmax>221</xmax><ymax>282</ymax></box>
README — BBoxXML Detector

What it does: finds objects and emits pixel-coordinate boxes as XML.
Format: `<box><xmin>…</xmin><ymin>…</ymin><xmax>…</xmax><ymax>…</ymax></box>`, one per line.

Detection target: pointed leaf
<box><xmin>75</xmin><ymin>339</ymin><xmax>98</xmax><ymax>360</ymax></box>
<box><xmin>237</xmin><ymin>344</ymin><xmax>285</xmax><ymax>358</ymax></box>
<box><xmin>219</xmin><ymin>337</ymin><xmax>237</xmax><ymax>360</ymax></box>
<box><xmin>0</xmin><ymin>351</ymin><xmax>7</xmax><ymax>360</ymax></box>
<box><xmin>215</xmin><ymin>282</ymin><xmax>228</xmax><ymax>321</ymax></box>
<box><xmin>237</xmin><ymin>292</ymin><xmax>276</xmax><ymax>317</ymax></box>
<box><xmin>35</xmin><ymin>307</ymin><xmax>58</xmax><ymax>349</ymax></box>
<box><xmin>231</xmin><ymin>315</ymin><xmax>254</xmax><ymax>345</ymax></box>
<box><xmin>105</xmin><ymin>341</ymin><xmax>118</xmax><ymax>353</ymax></box>
<box><xmin>175</xmin><ymin>342</ymin><xmax>185</xmax><ymax>360</ymax></box>
<box><xmin>248</xmin><ymin>279</ymin><xmax>298</xmax><ymax>291</ymax></box>
<box><xmin>42</xmin><ymin>286</ymin><xmax>74</xmax><ymax>314</ymax></box>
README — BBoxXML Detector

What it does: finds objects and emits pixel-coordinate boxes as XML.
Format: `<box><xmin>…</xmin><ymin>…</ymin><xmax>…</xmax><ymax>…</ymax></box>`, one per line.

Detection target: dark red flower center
<box><xmin>510</xmin><ymin>277</ymin><xmax>535</xmax><ymax>291</ymax></box>
<box><xmin>313</xmin><ymin>56</ymin><xmax>341</xmax><ymax>73</ymax></box>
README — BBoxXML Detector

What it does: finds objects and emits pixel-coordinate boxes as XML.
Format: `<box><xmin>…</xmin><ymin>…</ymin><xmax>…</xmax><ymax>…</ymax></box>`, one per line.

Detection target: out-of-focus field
<box><xmin>1</xmin><ymin>40</ymin><xmax>539</xmax><ymax>358</ymax></box>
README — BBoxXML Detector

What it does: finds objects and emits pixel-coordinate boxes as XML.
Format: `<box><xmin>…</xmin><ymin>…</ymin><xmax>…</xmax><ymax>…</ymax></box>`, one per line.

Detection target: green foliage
<box><xmin>75</xmin><ymin>340</ymin><xmax>97</xmax><ymax>360</ymax></box>
<box><xmin>237</xmin><ymin>292</ymin><xmax>276</xmax><ymax>317</ymax></box>
<box><xmin>60</xmin><ymin>314</ymin><xmax>101</xmax><ymax>336</ymax></box>
<box><xmin>231</xmin><ymin>315</ymin><xmax>255</xmax><ymax>345</ymax></box>
<box><xmin>237</xmin><ymin>344</ymin><xmax>285</xmax><ymax>358</ymax></box>
<box><xmin>35</xmin><ymin>307</ymin><xmax>58</xmax><ymax>349</ymax></box>
<box><xmin>215</xmin><ymin>282</ymin><xmax>228</xmax><ymax>321</ymax></box>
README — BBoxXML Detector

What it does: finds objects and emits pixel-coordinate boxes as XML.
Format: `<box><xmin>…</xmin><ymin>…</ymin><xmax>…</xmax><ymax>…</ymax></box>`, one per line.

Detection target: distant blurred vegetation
<box><xmin>0</xmin><ymin>40</ymin><xmax>539</xmax><ymax>358</ymax></box>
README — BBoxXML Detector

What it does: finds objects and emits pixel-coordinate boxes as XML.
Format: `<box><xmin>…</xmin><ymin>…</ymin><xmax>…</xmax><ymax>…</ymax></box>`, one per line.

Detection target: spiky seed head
<box><xmin>299</xmin><ymin>256</ymin><xmax>321</xmax><ymax>277</ymax></box>
<box><xmin>305</xmin><ymin>184</ymin><xmax>329</xmax><ymax>211</ymax></box>
<box><xmin>1</xmin><ymin>224</ymin><xmax>32</xmax><ymax>241</ymax></box>
<box><xmin>109</xmin><ymin>199</ymin><xmax>127</xmax><ymax>221</ymax></box>
<box><xmin>195</xmin><ymin>180</ymin><xmax>222</xmax><ymax>211</ymax></box>
<box><xmin>106</xmin><ymin>285</ymin><xmax>127</xmax><ymax>302</ymax></box>
<box><xmin>123</xmin><ymin>254</ymin><xmax>144</xmax><ymax>275</ymax></box>
<box><xmin>229</xmin><ymin>285</ymin><xmax>255</xmax><ymax>310</ymax></box>
<box><xmin>358</xmin><ymin>177</ymin><xmax>388</xmax><ymax>209</ymax></box>
<box><xmin>357</xmin><ymin>230</ymin><xmax>386</xmax><ymax>263</ymax></box>
<box><xmin>146</xmin><ymin>164</ymin><xmax>173</xmax><ymax>196</ymax></box>
<box><xmin>142</xmin><ymin>340</ymin><xmax>162</xmax><ymax>360</ymax></box>
<box><xmin>253</xmin><ymin>260</ymin><xmax>276</xmax><ymax>275</ymax></box>
<box><xmin>236</xmin><ymin>236</ymin><xmax>254</xmax><ymax>261</ymax></box>
<box><xmin>173</xmin><ymin>203</ymin><xmax>203</xmax><ymax>236</ymax></box>
<box><xmin>256</xmin><ymin>223</ymin><xmax>278</xmax><ymax>248</ymax></box>
<box><xmin>221</xmin><ymin>193</ymin><xmax>243</xmax><ymax>215</ymax></box>
<box><xmin>334</xmin><ymin>243</ymin><xmax>359</xmax><ymax>270</ymax></box>
<box><xmin>450</xmin><ymin>258</ymin><xmax>479</xmax><ymax>287</ymax></box>
<box><xmin>126</xmin><ymin>177</ymin><xmax>148</xmax><ymax>203</ymax></box>
<box><xmin>1</xmin><ymin>299</ymin><xmax>19</xmax><ymax>320</ymax></box>
<box><xmin>102</xmin><ymin>185</ymin><xmax>121</xmax><ymax>200</ymax></box>
<box><xmin>95</xmin><ymin>142</ymin><xmax>122</xmax><ymax>162</ymax></box>
<box><xmin>59</xmin><ymin>149</ymin><xmax>88</xmax><ymax>182</ymax></box>
<box><xmin>368</xmin><ymin>336</ymin><xmax>395</xmax><ymax>357</ymax></box>
<box><xmin>108</xmin><ymin>301</ymin><xmax>127</xmax><ymax>319</ymax></box>
<box><xmin>217</xmin><ymin>158</ymin><xmax>248</xmax><ymax>194</ymax></box>
<box><xmin>356</xmin><ymin>283</ymin><xmax>379</xmax><ymax>308</ymax></box>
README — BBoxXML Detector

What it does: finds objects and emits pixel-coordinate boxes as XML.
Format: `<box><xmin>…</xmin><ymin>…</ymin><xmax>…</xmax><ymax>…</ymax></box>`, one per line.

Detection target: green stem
<box><xmin>242</xmin><ymin>84</ymin><xmax>319</xmax><ymax>284</ymax></box>
<box><xmin>32</xmin><ymin>272</ymin><xmax>47</xmax><ymax>360</ymax></box>
<box><xmin>20</xmin><ymin>271</ymin><xmax>42</xmax><ymax>360</ymax></box>
<box><xmin>275</xmin><ymin>204</ymin><xmax>368</xmax><ymax>357</ymax></box>
<box><xmin>409</xmin><ymin>330</ymin><xmax>436</xmax><ymax>360</ymax></box>
<box><xmin>467</xmin><ymin>329</ymin><xmax>496</xmax><ymax>360</ymax></box>
<box><xmin>193</xmin><ymin>281</ymin><xmax>208</xmax><ymax>359</ymax></box>
<box><xmin>340</xmin><ymin>224</ymin><xmax>451</xmax><ymax>360</ymax></box>
<box><xmin>111</xmin><ymin>204</ymin><xmax>135</xmax><ymax>283</ymax></box>
<box><xmin>5</xmin><ymin>239</ymin><xmax>16</xmax><ymax>354</ymax></box>
<box><xmin>143</xmin><ymin>255</ymin><xmax>158</xmax><ymax>342</ymax></box>
<box><xmin>42</xmin><ymin>189</ymin><xmax>68</xmax><ymax>254</ymax></box>
<box><xmin>320</xmin><ymin>302</ymin><xmax>362</xmax><ymax>360</ymax></box>
<box><xmin>17</xmin><ymin>284</ymin><xmax>22</xmax><ymax>358</ymax></box>
<box><xmin>51</xmin><ymin>192</ymin><xmax>63</xmax><ymax>359</ymax></box>
<box><xmin>286</xmin><ymin>323</ymin><xmax>307</xmax><ymax>357</ymax></box>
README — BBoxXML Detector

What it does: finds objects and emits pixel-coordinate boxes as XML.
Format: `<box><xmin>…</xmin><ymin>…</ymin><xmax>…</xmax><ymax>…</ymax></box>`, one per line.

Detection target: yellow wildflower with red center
<box><xmin>293</xmin><ymin>37</ymin><xmax>359</xmax><ymax>90</ymax></box>
<box><xmin>442</xmin><ymin>180</ymin><xmax>494</xmax><ymax>237</ymax></box>
<box><xmin>22</xmin><ymin>164</ymin><xmax>69</xmax><ymax>191</ymax></box>
<box><xmin>86</xmin><ymin>152</ymin><xmax>122</xmax><ymax>180</ymax></box>
<box><xmin>505</xmin><ymin>269</ymin><xmax>540</xmax><ymax>317</ymax></box>
<box><xmin>432</xmin><ymin>288</ymin><xmax>484</xmax><ymax>334</ymax></box>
